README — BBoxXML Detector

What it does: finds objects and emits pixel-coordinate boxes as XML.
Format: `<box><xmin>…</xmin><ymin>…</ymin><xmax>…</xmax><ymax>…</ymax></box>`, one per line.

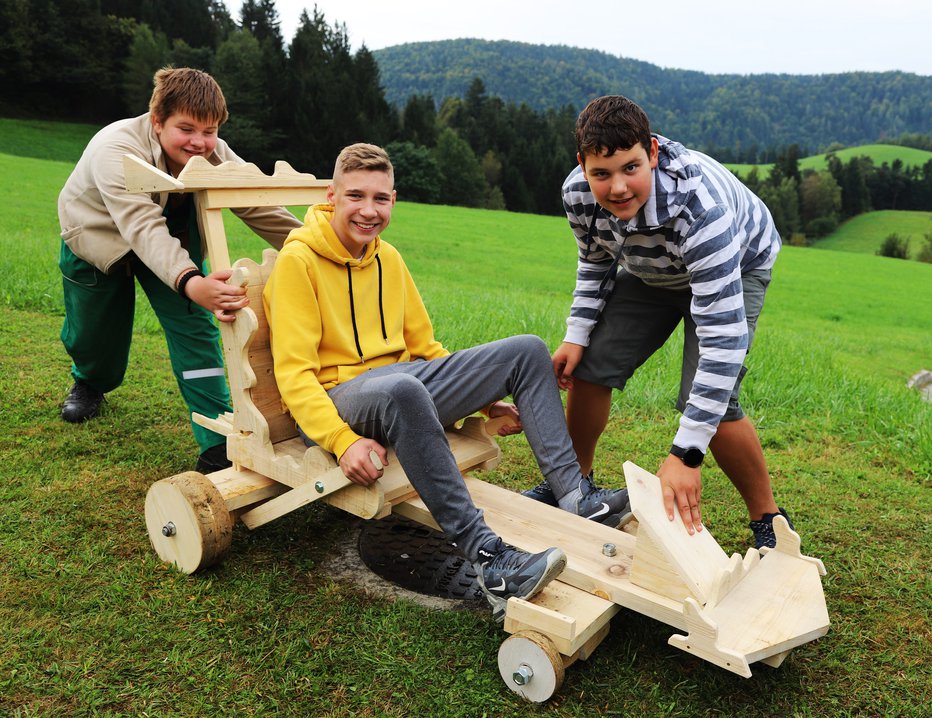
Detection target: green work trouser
<box><xmin>59</xmin><ymin>240</ymin><xmax>231</xmax><ymax>453</ymax></box>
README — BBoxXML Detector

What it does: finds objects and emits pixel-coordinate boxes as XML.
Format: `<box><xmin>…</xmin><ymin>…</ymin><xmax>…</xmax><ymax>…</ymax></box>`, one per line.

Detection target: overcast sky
<box><xmin>228</xmin><ymin>0</ymin><xmax>931</xmax><ymax>76</ymax></box>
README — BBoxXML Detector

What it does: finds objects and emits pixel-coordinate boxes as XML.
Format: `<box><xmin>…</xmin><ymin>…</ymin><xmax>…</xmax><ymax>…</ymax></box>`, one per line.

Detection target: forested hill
<box><xmin>371</xmin><ymin>39</ymin><xmax>931</xmax><ymax>153</ymax></box>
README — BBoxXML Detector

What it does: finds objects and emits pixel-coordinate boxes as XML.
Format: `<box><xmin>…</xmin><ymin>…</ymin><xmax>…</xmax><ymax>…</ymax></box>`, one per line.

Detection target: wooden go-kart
<box><xmin>129</xmin><ymin>156</ymin><xmax>830</xmax><ymax>703</ymax></box>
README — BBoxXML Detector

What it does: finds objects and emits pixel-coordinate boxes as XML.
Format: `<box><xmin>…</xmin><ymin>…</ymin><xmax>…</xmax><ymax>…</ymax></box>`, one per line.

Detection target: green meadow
<box><xmin>726</xmin><ymin>143</ymin><xmax>932</xmax><ymax>178</ymax></box>
<box><xmin>813</xmin><ymin>209</ymin><xmax>932</xmax><ymax>259</ymax></box>
<box><xmin>0</xmin><ymin>120</ymin><xmax>929</xmax><ymax>716</ymax></box>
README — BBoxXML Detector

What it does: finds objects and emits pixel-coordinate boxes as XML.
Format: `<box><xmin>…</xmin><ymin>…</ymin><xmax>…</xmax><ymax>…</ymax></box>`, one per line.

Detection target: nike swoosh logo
<box><xmin>488</xmin><ymin>578</ymin><xmax>507</xmax><ymax>592</ymax></box>
<box><xmin>586</xmin><ymin>503</ymin><xmax>610</xmax><ymax>520</ymax></box>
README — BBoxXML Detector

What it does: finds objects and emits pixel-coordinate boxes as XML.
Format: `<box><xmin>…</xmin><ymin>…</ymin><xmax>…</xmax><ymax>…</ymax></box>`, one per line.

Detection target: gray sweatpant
<box><xmin>321</xmin><ymin>335</ymin><xmax>582</xmax><ymax>561</ymax></box>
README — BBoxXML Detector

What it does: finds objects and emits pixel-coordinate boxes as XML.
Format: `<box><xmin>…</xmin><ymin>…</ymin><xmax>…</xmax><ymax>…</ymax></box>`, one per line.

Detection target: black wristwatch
<box><xmin>670</xmin><ymin>444</ymin><xmax>705</xmax><ymax>468</ymax></box>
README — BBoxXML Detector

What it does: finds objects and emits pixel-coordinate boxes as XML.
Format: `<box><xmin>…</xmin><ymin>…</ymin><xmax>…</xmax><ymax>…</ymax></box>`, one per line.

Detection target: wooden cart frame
<box><xmin>131</xmin><ymin>156</ymin><xmax>829</xmax><ymax>703</ymax></box>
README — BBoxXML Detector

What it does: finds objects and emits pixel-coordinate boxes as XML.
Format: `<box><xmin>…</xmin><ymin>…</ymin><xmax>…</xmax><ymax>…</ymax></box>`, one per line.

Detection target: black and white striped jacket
<box><xmin>562</xmin><ymin>135</ymin><xmax>780</xmax><ymax>450</ymax></box>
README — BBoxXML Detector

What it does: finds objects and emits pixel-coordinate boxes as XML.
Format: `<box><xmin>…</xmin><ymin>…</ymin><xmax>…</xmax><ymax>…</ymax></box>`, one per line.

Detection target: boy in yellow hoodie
<box><xmin>264</xmin><ymin>143</ymin><xmax>628</xmax><ymax>617</ymax></box>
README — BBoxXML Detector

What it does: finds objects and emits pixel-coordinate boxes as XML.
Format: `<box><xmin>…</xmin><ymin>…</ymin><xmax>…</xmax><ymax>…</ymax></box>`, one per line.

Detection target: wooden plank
<box><xmin>198</xmin><ymin>204</ymin><xmax>231</xmax><ymax>271</ymax></box>
<box><xmin>207</xmin><ymin>466</ymin><xmax>288</xmax><ymax>511</ymax></box>
<box><xmin>505</xmin><ymin>580</ymin><xmax>620</xmax><ymax>657</ymax></box>
<box><xmin>398</xmin><ymin>477</ymin><xmax>689</xmax><ymax>630</ymax></box>
<box><xmin>122</xmin><ymin>154</ymin><xmax>183</xmax><ymax>193</ymax></box>
<box><xmin>191</xmin><ymin>412</ymin><xmax>234</xmax><ymax>436</ymax></box>
<box><xmin>629</xmin><ymin>529</ymin><xmax>698</xmax><ymax>603</ymax></box>
<box><xmin>238</xmin><ymin>463</ymin><xmax>356</xmax><ymax>527</ymax></box>
<box><xmin>624</xmin><ymin>461</ymin><xmax>729</xmax><ymax>604</ymax></box>
<box><xmin>200</xmin><ymin>186</ymin><xmax>329</xmax><ymax>210</ymax></box>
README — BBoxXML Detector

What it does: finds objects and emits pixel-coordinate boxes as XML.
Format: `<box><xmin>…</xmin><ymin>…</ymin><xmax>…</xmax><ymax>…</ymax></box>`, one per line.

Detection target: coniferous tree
<box><xmin>122</xmin><ymin>23</ymin><xmax>170</xmax><ymax>114</ymax></box>
<box><xmin>401</xmin><ymin>94</ymin><xmax>438</xmax><ymax>147</ymax></box>
<box><xmin>432</xmin><ymin>127</ymin><xmax>489</xmax><ymax>207</ymax></box>
<box><xmin>213</xmin><ymin>29</ymin><xmax>279</xmax><ymax>166</ymax></box>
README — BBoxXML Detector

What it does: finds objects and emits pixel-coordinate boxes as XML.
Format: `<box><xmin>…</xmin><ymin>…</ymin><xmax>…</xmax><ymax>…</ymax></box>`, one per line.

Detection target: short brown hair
<box><xmin>575</xmin><ymin>95</ymin><xmax>652</xmax><ymax>160</ymax></box>
<box><xmin>333</xmin><ymin>143</ymin><xmax>394</xmax><ymax>185</ymax></box>
<box><xmin>148</xmin><ymin>67</ymin><xmax>229</xmax><ymax>126</ymax></box>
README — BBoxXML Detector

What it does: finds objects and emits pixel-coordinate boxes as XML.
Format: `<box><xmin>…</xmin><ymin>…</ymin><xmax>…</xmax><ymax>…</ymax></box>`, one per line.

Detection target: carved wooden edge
<box><xmin>123</xmin><ymin>153</ymin><xmax>327</xmax><ymax>194</ymax></box>
<box><xmin>668</xmin><ymin>598</ymin><xmax>753</xmax><ymax>678</ymax></box>
<box><xmin>760</xmin><ymin>515</ymin><xmax>827</xmax><ymax>576</ymax></box>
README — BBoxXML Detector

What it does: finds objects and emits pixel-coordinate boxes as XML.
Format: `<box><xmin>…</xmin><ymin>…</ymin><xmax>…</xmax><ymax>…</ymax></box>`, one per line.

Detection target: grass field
<box><xmin>726</xmin><ymin>143</ymin><xmax>932</xmax><ymax>178</ymax></box>
<box><xmin>812</xmin><ymin>210</ymin><xmax>932</xmax><ymax>259</ymax></box>
<box><xmin>0</xmin><ymin>121</ymin><xmax>930</xmax><ymax>716</ymax></box>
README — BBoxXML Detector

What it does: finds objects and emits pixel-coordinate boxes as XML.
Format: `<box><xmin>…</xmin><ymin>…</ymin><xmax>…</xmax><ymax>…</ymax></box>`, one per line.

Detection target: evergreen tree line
<box><xmin>0</xmin><ymin>1</ymin><xmax>929</xmax><ymax>219</ymax></box>
<box><xmin>738</xmin><ymin>146</ymin><xmax>932</xmax><ymax>245</ymax></box>
<box><xmin>373</xmin><ymin>39</ymin><xmax>932</xmax><ymax>157</ymax></box>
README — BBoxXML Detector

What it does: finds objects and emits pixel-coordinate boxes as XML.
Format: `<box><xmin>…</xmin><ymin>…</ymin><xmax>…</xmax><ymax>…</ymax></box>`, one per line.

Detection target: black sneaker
<box><xmin>575</xmin><ymin>475</ymin><xmax>633</xmax><ymax>528</ymax></box>
<box><xmin>749</xmin><ymin>507</ymin><xmax>795</xmax><ymax>550</ymax></box>
<box><xmin>475</xmin><ymin>539</ymin><xmax>566</xmax><ymax>622</ymax></box>
<box><xmin>521</xmin><ymin>480</ymin><xmax>558</xmax><ymax>505</ymax></box>
<box><xmin>61</xmin><ymin>381</ymin><xmax>105</xmax><ymax>423</ymax></box>
<box><xmin>196</xmin><ymin>443</ymin><xmax>231</xmax><ymax>474</ymax></box>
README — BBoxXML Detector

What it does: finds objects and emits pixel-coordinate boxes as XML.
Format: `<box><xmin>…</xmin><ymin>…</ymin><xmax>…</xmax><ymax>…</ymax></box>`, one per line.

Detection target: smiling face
<box><xmin>579</xmin><ymin>137</ymin><xmax>659</xmax><ymax>222</ymax></box>
<box><xmin>151</xmin><ymin>112</ymin><xmax>219</xmax><ymax>176</ymax></box>
<box><xmin>327</xmin><ymin>169</ymin><xmax>396</xmax><ymax>258</ymax></box>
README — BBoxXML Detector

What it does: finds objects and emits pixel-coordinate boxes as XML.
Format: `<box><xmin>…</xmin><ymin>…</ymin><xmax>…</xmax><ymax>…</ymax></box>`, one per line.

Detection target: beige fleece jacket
<box><xmin>57</xmin><ymin>113</ymin><xmax>302</xmax><ymax>288</ymax></box>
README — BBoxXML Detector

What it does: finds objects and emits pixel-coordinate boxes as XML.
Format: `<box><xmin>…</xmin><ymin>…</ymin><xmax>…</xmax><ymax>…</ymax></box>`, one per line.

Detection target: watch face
<box><xmin>672</xmin><ymin>445</ymin><xmax>704</xmax><ymax>467</ymax></box>
<box><xmin>683</xmin><ymin>448</ymin><xmax>704</xmax><ymax>467</ymax></box>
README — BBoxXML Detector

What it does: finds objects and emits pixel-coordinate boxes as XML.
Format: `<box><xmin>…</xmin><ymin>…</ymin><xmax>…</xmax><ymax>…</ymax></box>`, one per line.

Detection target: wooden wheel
<box><xmin>497</xmin><ymin>630</ymin><xmax>565</xmax><ymax>703</ymax></box>
<box><xmin>145</xmin><ymin>471</ymin><xmax>234</xmax><ymax>574</ymax></box>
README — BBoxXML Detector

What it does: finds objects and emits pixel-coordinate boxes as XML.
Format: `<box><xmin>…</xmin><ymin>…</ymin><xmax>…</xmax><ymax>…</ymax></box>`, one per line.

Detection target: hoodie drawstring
<box><xmin>345</xmin><ymin>263</ymin><xmax>363</xmax><ymax>359</ymax></box>
<box><xmin>345</xmin><ymin>257</ymin><xmax>389</xmax><ymax>361</ymax></box>
<box><xmin>375</xmin><ymin>255</ymin><xmax>387</xmax><ymax>341</ymax></box>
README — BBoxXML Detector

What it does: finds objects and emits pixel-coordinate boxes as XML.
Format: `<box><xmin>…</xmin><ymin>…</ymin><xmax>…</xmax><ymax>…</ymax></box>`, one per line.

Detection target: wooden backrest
<box><xmin>223</xmin><ymin>250</ymin><xmax>298</xmax><ymax>446</ymax></box>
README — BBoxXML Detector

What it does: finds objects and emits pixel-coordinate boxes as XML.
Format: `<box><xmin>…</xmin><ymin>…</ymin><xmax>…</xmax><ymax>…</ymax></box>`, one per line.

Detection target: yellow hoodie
<box><xmin>263</xmin><ymin>204</ymin><xmax>448</xmax><ymax>458</ymax></box>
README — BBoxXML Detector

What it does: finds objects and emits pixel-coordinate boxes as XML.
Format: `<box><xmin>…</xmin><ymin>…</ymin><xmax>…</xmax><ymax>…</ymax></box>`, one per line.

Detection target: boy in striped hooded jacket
<box><xmin>533</xmin><ymin>95</ymin><xmax>793</xmax><ymax>550</ymax></box>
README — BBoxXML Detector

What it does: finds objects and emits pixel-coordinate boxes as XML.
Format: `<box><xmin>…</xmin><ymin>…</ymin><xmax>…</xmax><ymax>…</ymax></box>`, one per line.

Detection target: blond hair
<box><xmin>333</xmin><ymin>143</ymin><xmax>394</xmax><ymax>185</ymax></box>
<box><xmin>148</xmin><ymin>67</ymin><xmax>229</xmax><ymax>125</ymax></box>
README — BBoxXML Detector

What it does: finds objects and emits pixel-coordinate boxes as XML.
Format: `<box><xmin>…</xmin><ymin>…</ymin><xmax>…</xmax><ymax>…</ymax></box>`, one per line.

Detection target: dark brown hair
<box><xmin>575</xmin><ymin>95</ymin><xmax>652</xmax><ymax>159</ymax></box>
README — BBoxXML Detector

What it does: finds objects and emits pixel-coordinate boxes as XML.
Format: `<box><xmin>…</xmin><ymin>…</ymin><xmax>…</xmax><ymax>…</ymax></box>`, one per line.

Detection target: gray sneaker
<box><xmin>521</xmin><ymin>480</ymin><xmax>557</xmax><ymax>505</ymax></box>
<box><xmin>475</xmin><ymin>539</ymin><xmax>566</xmax><ymax>622</ymax></box>
<box><xmin>575</xmin><ymin>475</ymin><xmax>633</xmax><ymax>528</ymax></box>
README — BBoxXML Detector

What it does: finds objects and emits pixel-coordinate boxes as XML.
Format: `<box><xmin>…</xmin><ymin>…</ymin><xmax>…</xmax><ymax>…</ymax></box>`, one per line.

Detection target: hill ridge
<box><xmin>372</xmin><ymin>39</ymin><xmax>932</xmax><ymax>153</ymax></box>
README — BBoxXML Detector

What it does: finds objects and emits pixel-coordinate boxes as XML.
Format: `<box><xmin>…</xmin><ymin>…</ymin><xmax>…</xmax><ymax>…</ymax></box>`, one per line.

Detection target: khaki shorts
<box><xmin>573</xmin><ymin>268</ymin><xmax>771</xmax><ymax>422</ymax></box>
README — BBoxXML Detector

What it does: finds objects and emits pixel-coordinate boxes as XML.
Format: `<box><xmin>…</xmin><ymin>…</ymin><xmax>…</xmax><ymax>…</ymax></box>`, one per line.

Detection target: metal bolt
<box><xmin>315</xmin><ymin>481</ymin><xmax>325</xmax><ymax>493</ymax></box>
<box><xmin>162</xmin><ymin>522</ymin><xmax>176</xmax><ymax>537</ymax></box>
<box><xmin>602</xmin><ymin>542</ymin><xmax>617</xmax><ymax>557</ymax></box>
<box><xmin>512</xmin><ymin>664</ymin><xmax>533</xmax><ymax>686</ymax></box>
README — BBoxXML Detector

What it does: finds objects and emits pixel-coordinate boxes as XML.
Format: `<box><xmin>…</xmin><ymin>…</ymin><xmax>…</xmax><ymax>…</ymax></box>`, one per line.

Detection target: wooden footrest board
<box><xmin>505</xmin><ymin>579</ymin><xmax>620</xmax><ymax>657</ymax></box>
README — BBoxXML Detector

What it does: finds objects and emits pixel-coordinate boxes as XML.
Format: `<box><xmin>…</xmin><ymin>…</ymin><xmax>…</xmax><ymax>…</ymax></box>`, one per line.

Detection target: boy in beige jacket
<box><xmin>57</xmin><ymin>67</ymin><xmax>301</xmax><ymax>472</ymax></box>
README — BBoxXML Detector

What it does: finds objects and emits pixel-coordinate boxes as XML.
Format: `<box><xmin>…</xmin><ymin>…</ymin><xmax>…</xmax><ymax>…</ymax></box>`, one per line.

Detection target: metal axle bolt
<box><xmin>315</xmin><ymin>481</ymin><xmax>325</xmax><ymax>493</ymax></box>
<box><xmin>512</xmin><ymin>663</ymin><xmax>533</xmax><ymax>686</ymax></box>
<box><xmin>602</xmin><ymin>542</ymin><xmax>617</xmax><ymax>557</ymax></box>
<box><xmin>162</xmin><ymin>522</ymin><xmax>176</xmax><ymax>537</ymax></box>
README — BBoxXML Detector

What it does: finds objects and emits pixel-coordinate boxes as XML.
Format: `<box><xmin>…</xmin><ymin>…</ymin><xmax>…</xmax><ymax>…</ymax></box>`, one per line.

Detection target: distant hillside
<box><xmin>814</xmin><ymin>210</ymin><xmax>932</xmax><ymax>260</ymax></box>
<box><xmin>727</xmin><ymin>145</ymin><xmax>932</xmax><ymax>178</ymax></box>
<box><xmin>372</xmin><ymin>39</ymin><xmax>932</xmax><ymax>153</ymax></box>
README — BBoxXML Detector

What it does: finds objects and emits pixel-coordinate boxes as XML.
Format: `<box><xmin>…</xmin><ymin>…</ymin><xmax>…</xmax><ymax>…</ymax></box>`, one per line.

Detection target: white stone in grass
<box><xmin>907</xmin><ymin>369</ymin><xmax>932</xmax><ymax>402</ymax></box>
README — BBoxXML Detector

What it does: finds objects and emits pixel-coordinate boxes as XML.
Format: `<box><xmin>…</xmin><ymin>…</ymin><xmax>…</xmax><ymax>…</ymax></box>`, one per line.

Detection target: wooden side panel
<box><xmin>624</xmin><ymin>461</ymin><xmax>729</xmax><ymax>604</ymax></box>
